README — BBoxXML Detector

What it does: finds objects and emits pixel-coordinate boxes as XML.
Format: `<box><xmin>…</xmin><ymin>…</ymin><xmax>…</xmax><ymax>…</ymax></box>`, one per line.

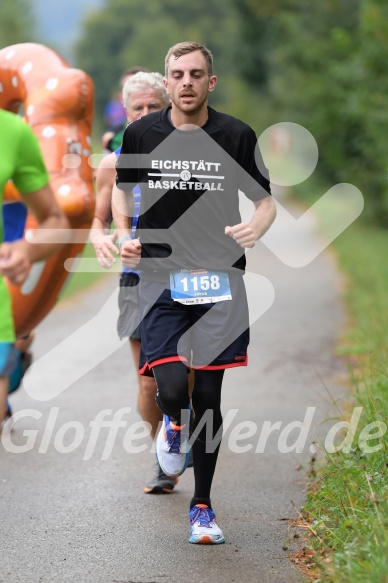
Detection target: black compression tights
<box><xmin>152</xmin><ymin>362</ymin><xmax>225</xmax><ymax>506</ymax></box>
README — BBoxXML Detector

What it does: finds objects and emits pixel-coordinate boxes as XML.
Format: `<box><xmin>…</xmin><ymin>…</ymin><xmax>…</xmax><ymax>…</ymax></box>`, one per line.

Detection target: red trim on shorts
<box><xmin>192</xmin><ymin>353</ymin><xmax>248</xmax><ymax>370</ymax></box>
<box><xmin>139</xmin><ymin>362</ymin><xmax>151</xmax><ymax>376</ymax></box>
<box><xmin>140</xmin><ymin>353</ymin><xmax>248</xmax><ymax>374</ymax></box>
<box><xmin>193</xmin><ymin>361</ymin><xmax>247</xmax><ymax>370</ymax></box>
<box><xmin>149</xmin><ymin>355</ymin><xmax>189</xmax><ymax>369</ymax></box>
<box><xmin>139</xmin><ymin>356</ymin><xmax>188</xmax><ymax>375</ymax></box>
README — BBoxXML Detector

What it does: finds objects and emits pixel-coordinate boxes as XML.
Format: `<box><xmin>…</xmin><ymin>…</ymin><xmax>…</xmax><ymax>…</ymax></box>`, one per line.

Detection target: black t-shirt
<box><xmin>116</xmin><ymin>106</ymin><xmax>271</xmax><ymax>276</ymax></box>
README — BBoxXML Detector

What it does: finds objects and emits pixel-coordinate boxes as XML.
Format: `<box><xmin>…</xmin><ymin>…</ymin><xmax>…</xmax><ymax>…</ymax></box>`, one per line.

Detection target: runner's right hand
<box><xmin>120</xmin><ymin>238</ymin><xmax>141</xmax><ymax>269</ymax></box>
<box><xmin>90</xmin><ymin>231</ymin><xmax>119</xmax><ymax>269</ymax></box>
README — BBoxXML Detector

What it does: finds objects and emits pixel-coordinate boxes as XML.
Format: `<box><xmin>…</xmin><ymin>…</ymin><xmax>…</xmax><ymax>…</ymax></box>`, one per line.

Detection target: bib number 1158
<box><xmin>181</xmin><ymin>274</ymin><xmax>221</xmax><ymax>292</ymax></box>
<box><xmin>170</xmin><ymin>270</ymin><xmax>232</xmax><ymax>305</ymax></box>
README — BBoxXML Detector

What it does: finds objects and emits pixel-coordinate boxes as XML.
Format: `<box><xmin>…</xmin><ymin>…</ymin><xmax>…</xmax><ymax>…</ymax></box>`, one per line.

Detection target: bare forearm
<box><xmin>111</xmin><ymin>184</ymin><xmax>134</xmax><ymax>241</ymax></box>
<box><xmin>225</xmin><ymin>195</ymin><xmax>276</xmax><ymax>248</ymax></box>
<box><xmin>1</xmin><ymin>185</ymin><xmax>70</xmax><ymax>284</ymax></box>
<box><xmin>0</xmin><ymin>216</ymin><xmax>70</xmax><ymax>286</ymax></box>
<box><xmin>89</xmin><ymin>216</ymin><xmax>118</xmax><ymax>269</ymax></box>
<box><xmin>21</xmin><ymin>184</ymin><xmax>71</xmax><ymax>260</ymax></box>
<box><xmin>94</xmin><ymin>160</ymin><xmax>116</xmax><ymax>228</ymax></box>
<box><xmin>90</xmin><ymin>216</ymin><xmax>111</xmax><ymax>241</ymax></box>
<box><xmin>249</xmin><ymin>196</ymin><xmax>277</xmax><ymax>240</ymax></box>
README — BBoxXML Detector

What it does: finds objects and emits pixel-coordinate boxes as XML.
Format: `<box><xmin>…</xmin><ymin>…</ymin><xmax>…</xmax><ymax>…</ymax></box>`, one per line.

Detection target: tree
<box><xmin>0</xmin><ymin>0</ymin><xmax>35</xmax><ymax>48</ymax></box>
<box><xmin>234</xmin><ymin>0</ymin><xmax>388</xmax><ymax>226</ymax></box>
<box><xmin>233</xmin><ymin>0</ymin><xmax>280</xmax><ymax>91</ymax></box>
<box><xmin>74</xmin><ymin>0</ymin><xmax>237</xmax><ymax>123</ymax></box>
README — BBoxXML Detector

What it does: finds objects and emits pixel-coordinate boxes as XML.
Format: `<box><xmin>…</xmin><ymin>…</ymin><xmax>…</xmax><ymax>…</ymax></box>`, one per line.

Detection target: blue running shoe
<box><xmin>189</xmin><ymin>504</ymin><xmax>225</xmax><ymax>544</ymax></box>
<box><xmin>156</xmin><ymin>409</ymin><xmax>191</xmax><ymax>477</ymax></box>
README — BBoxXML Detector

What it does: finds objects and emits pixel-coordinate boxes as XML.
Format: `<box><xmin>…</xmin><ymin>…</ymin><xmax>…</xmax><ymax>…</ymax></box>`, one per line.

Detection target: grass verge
<box><xmin>59</xmin><ymin>242</ymin><xmax>107</xmax><ymax>300</ymax></box>
<box><xmin>289</xmin><ymin>179</ymin><xmax>388</xmax><ymax>582</ymax></box>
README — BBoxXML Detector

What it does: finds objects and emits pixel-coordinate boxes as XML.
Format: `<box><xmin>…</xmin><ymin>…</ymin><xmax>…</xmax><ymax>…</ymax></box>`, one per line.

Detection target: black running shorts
<box><xmin>138</xmin><ymin>272</ymin><xmax>250</xmax><ymax>375</ymax></box>
<box><xmin>117</xmin><ymin>272</ymin><xmax>142</xmax><ymax>341</ymax></box>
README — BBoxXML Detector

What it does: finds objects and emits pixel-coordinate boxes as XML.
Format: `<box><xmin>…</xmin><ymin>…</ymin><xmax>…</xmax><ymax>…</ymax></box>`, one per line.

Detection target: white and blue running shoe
<box><xmin>189</xmin><ymin>504</ymin><xmax>225</xmax><ymax>544</ymax></box>
<box><xmin>156</xmin><ymin>408</ymin><xmax>191</xmax><ymax>477</ymax></box>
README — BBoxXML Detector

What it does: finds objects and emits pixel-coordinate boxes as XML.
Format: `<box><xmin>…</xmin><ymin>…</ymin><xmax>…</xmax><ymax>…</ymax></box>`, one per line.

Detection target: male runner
<box><xmin>101</xmin><ymin>66</ymin><xmax>149</xmax><ymax>154</ymax></box>
<box><xmin>0</xmin><ymin>109</ymin><xmax>70</xmax><ymax>429</ymax></box>
<box><xmin>114</xmin><ymin>41</ymin><xmax>276</xmax><ymax>544</ymax></box>
<box><xmin>90</xmin><ymin>72</ymin><xmax>176</xmax><ymax>493</ymax></box>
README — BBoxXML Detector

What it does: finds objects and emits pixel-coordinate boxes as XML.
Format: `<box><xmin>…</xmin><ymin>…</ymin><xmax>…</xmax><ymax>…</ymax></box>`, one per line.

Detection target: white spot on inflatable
<box><xmin>46</xmin><ymin>77</ymin><xmax>59</xmax><ymax>90</ymax></box>
<box><xmin>58</xmin><ymin>185</ymin><xmax>71</xmax><ymax>197</ymax></box>
<box><xmin>22</xmin><ymin>62</ymin><xmax>33</xmax><ymax>74</ymax></box>
<box><xmin>11</xmin><ymin>76</ymin><xmax>18</xmax><ymax>88</ymax></box>
<box><xmin>42</xmin><ymin>126</ymin><xmax>56</xmax><ymax>138</ymax></box>
<box><xmin>0</xmin><ymin>83</ymin><xmax>3</xmax><ymax>92</ymax></box>
<box><xmin>62</xmin><ymin>154</ymin><xmax>81</xmax><ymax>169</ymax></box>
<box><xmin>26</xmin><ymin>104</ymin><xmax>34</xmax><ymax>117</ymax></box>
<box><xmin>86</xmin><ymin>136</ymin><xmax>91</xmax><ymax>146</ymax></box>
<box><xmin>5</xmin><ymin>50</ymin><xmax>15</xmax><ymax>61</ymax></box>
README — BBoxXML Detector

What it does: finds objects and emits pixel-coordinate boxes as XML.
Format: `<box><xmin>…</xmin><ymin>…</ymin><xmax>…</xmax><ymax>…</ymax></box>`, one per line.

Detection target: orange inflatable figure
<box><xmin>0</xmin><ymin>43</ymin><xmax>95</xmax><ymax>337</ymax></box>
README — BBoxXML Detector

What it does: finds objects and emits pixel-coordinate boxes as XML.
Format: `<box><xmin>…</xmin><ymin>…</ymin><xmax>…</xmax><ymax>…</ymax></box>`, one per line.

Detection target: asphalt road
<box><xmin>0</xmin><ymin>192</ymin><xmax>349</xmax><ymax>583</ymax></box>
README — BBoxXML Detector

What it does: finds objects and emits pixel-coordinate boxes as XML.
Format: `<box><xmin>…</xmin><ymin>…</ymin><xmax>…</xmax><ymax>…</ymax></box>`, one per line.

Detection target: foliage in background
<box><xmin>1</xmin><ymin>0</ymin><xmax>387</xmax><ymax>227</ymax></box>
<box><xmin>265</xmin><ymin>0</ymin><xmax>388</xmax><ymax>226</ymax></box>
<box><xmin>75</xmin><ymin>0</ymin><xmax>388</xmax><ymax>226</ymax></box>
<box><xmin>233</xmin><ymin>0</ymin><xmax>388</xmax><ymax>226</ymax></box>
<box><xmin>74</xmin><ymin>0</ymin><xmax>240</xmax><ymax>124</ymax></box>
<box><xmin>0</xmin><ymin>0</ymin><xmax>36</xmax><ymax>47</ymax></box>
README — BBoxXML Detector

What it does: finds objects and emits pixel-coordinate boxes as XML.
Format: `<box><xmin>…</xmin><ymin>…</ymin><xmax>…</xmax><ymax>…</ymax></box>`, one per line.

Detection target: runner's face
<box><xmin>164</xmin><ymin>51</ymin><xmax>217</xmax><ymax>117</ymax></box>
<box><xmin>125</xmin><ymin>90</ymin><xmax>166</xmax><ymax>121</ymax></box>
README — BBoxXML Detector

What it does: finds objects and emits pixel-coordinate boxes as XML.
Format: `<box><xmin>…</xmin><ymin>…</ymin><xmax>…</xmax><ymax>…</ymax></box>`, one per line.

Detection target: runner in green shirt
<box><xmin>0</xmin><ymin>109</ymin><xmax>70</xmax><ymax>430</ymax></box>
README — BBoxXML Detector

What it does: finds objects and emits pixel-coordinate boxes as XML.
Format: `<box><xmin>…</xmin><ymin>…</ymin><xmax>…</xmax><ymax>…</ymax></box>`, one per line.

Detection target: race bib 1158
<box><xmin>170</xmin><ymin>270</ymin><xmax>232</xmax><ymax>305</ymax></box>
